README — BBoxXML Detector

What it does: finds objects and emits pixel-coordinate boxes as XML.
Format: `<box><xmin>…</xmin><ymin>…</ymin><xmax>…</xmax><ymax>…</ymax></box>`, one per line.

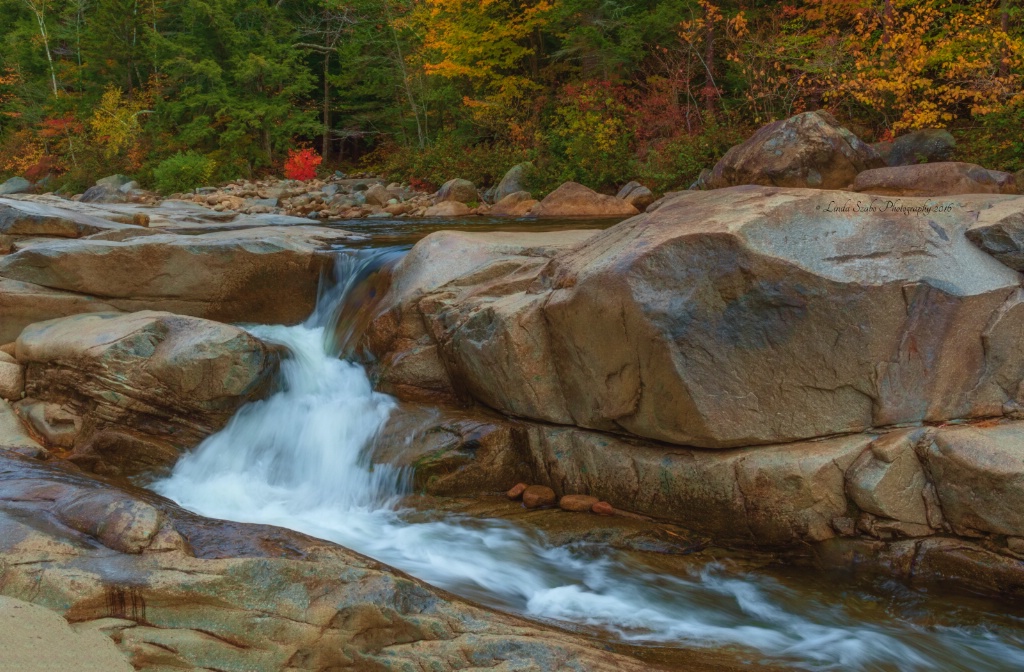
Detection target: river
<box><xmin>153</xmin><ymin>217</ymin><xmax>1024</xmax><ymax>671</ymax></box>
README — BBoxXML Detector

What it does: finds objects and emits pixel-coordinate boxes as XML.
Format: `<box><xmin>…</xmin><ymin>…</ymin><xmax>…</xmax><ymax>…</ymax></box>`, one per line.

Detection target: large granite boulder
<box><xmin>616</xmin><ymin>181</ymin><xmax>656</xmax><ymax>211</ymax></box>
<box><xmin>0</xmin><ymin>177</ymin><xmax>31</xmax><ymax>195</ymax></box>
<box><xmin>853</xmin><ymin>162</ymin><xmax>1017</xmax><ymax>196</ymax></box>
<box><xmin>876</xmin><ymin>128</ymin><xmax>956</xmax><ymax>167</ymax></box>
<box><xmin>0</xmin><ymin>399</ymin><xmax>45</xmax><ymax>458</ymax></box>
<box><xmin>0</xmin><ymin>225</ymin><xmax>353</xmax><ymax>336</ymax></box>
<box><xmin>492</xmin><ymin>162</ymin><xmax>532</xmax><ymax>203</ymax></box>
<box><xmin>965</xmin><ymin>196</ymin><xmax>1024</xmax><ymax>270</ymax></box>
<box><xmin>363</xmin><ymin>229</ymin><xmax>601</xmax><ymax>404</ymax></box>
<box><xmin>365</xmin><ymin>399</ymin><xmax>1024</xmax><ymax>596</ymax></box>
<box><xmin>365</xmin><ymin>187</ymin><xmax>1024</xmax><ymax>449</ymax></box>
<box><xmin>530</xmin><ymin>182</ymin><xmax>639</xmax><ymax>218</ymax></box>
<box><xmin>12</xmin><ymin>311</ymin><xmax>277</xmax><ymax>475</ymax></box>
<box><xmin>424</xmin><ymin>201</ymin><xmax>473</xmax><ymax>217</ymax></box>
<box><xmin>919</xmin><ymin>423</ymin><xmax>1024</xmax><ymax>538</ymax></box>
<box><xmin>706</xmin><ymin>111</ymin><xmax>884</xmax><ymax>190</ymax></box>
<box><xmin>436</xmin><ymin>178</ymin><xmax>478</xmax><ymax>204</ymax></box>
<box><xmin>0</xmin><ymin>452</ymin><xmax>659</xmax><ymax>672</ymax></box>
<box><xmin>489</xmin><ymin>190</ymin><xmax>538</xmax><ymax>217</ymax></box>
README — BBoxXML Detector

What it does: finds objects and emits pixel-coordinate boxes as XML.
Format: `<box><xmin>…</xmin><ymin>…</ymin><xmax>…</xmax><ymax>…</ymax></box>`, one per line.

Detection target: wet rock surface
<box><xmin>12</xmin><ymin>311</ymin><xmax>277</xmax><ymax>477</ymax></box>
<box><xmin>385</xmin><ymin>403</ymin><xmax>1024</xmax><ymax>598</ymax></box>
<box><xmin>0</xmin><ymin>451</ymin><xmax>741</xmax><ymax>672</ymax></box>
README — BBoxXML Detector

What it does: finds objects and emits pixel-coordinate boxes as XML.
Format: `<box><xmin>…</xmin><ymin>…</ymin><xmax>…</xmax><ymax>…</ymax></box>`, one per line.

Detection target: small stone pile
<box><xmin>507</xmin><ymin>482</ymin><xmax>614</xmax><ymax>515</ymax></box>
<box><xmin>169</xmin><ymin>169</ymin><xmax>646</xmax><ymax>221</ymax></box>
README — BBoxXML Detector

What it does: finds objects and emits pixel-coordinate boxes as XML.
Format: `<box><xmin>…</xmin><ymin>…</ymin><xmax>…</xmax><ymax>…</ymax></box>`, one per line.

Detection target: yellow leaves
<box><xmin>89</xmin><ymin>86</ymin><xmax>147</xmax><ymax>159</ymax></box>
<box><xmin>835</xmin><ymin>0</ymin><xmax>1024</xmax><ymax>133</ymax></box>
<box><xmin>0</xmin><ymin>130</ymin><xmax>44</xmax><ymax>175</ymax></box>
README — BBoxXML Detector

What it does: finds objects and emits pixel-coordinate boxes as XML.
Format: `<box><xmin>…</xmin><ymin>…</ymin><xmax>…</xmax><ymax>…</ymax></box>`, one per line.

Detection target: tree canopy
<box><xmin>1</xmin><ymin>0</ymin><xmax>1021</xmax><ymax>192</ymax></box>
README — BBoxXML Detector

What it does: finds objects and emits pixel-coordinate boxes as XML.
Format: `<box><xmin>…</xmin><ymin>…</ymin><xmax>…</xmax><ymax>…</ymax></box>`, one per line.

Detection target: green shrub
<box><xmin>636</xmin><ymin>120</ymin><xmax>748</xmax><ymax>194</ymax></box>
<box><xmin>152</xmin><ymin>151</ymin><xmax>217</xmax><ymax>194</ymax></box>
<box><xmin>955</xmin><ymin>105</ymin><xmax>1024</xmax><ymax>174</ymax></box>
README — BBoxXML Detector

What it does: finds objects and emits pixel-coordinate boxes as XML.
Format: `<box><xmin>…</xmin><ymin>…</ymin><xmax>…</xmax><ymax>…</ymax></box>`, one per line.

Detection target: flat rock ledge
<box><xmin>373</xmin><ymin>403</ymin><xmax>1024</xmax><ymax>601</ymax></box>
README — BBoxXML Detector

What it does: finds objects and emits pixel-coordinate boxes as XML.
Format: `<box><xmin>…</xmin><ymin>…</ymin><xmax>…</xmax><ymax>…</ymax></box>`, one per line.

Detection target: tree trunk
<box><xmin>322</xmin><ymin>52</ymin><xmax>331</xmax><ymax>162</ymax></box>
<box><xmin>382</xmin><ymin>0</ymin><xmax>424</xmax><ymax>148</ymax></box>
<box><xmin>1001</xmin><ymin>0</ymin><xmax>1011</xmax><ymax>78</ymax></box>
<box><xmin>882</xmin><ymin>0</ymin><xmax>893</xmax><ymax>44</ymax></box>
<box><xmin>27</xmin><ymin>2</ymin><xmax>58</xmax><ymax>95</ymax></box>
<box><xmin>703</xmin><ymin>3</ymin><xmax>716</xmax><ymax>117</ymax></box>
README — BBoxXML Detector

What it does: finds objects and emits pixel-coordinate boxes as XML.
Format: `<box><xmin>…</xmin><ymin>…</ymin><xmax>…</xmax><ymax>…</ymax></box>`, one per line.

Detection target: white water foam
<box><xmin>154</xmin><ymin>254</ymin><xmax>1024</xmax><ymax>672</ymax></box>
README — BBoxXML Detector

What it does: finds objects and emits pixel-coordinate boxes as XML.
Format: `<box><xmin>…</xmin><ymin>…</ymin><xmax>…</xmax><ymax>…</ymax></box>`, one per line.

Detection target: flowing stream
<box><xmin>154</xmin><ymin>241</ymin><xmax>1024</xmax><ymax>671</ymax></box>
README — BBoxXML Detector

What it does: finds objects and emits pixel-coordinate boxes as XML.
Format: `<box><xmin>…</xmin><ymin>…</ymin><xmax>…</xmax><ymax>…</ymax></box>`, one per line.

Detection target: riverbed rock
<box><xmin>0</xmin><ymin>177</ymin><xmax>32</xmax><ymax>196</ymax></box>
<box><xmin>363</xmin><ymin>229</ymin><xmax>601</xmax><ymax>404</ymax></box>
<box><xmin>367</xmin><ymin>187</ymin><xmax>1024</xmax><ymax>448</ymax></box>
<box><xmin>508</xmin><ymin>482</ymin><xmax>528</xmax><ymax>500</ymax></box>
<box><xmin>853</xmin><ymin>162</ymin><xmax>1017</xmax><ymax>196</ymax></box>
<box><xmin>530</xmin><ymin>182</ymin><xmax>639</xmax><ymax>217</ymax></box>
<box><xmin>489</xmin><ymin>190</ymin><xmax>538</xmax><ymax>217</ymax></box>
<box><xmin>0</xmin><ymin>225</ymin><xmax>353</xmax><ymax>335</ymax></box>
<box><xmin>0</xmin><ymin>596</ymin><xmax>135</xmax><ymax>672</ymax></box>
<box><xmin>80</xmin><ymin>184</ymin><xmax>129</xmax><ymax>204</ymax></box>
<box><xmin>522</xmin><ymin>484</ymin><xmax>557</xmax><ymax>508</ymax></box>
<box><xmin>592</xmin><ymin>501</ymin><xmax>614</xmax><ymax>516</ymax></box>
<box><xmin>0</xmin><ymin>452</ymin><xmax>655</xmax><ymax>672</ymax></box>
<box><xmin>13</xmin><ymin>311</ymin><xmax>277</xmax><ymax>475</ymax></box>
<box><xmin>494</xmin><ymin>163</ymin><xmax>532</xmax><ymax>202</ymax></box>
<box><xmin>0</xmin><ymin>399</ymin><xmax>46</xmax><ymax>458</ymax></box>
<box><xmin>437</xmin><ymin>178</ymin><xmax>478</xmax><ymax>204</ymax></box>
<box><xmin>706</xmin><ymin>111</ymin><xmax>884</xmax><ymax>190</ymax></box>
<box><xmin>965</xmin><ymin>197</ymin><xmax>1024</xmax><ymax>270</ymax></box>
<box><xmin>880</xmin><ymin>129</ymin><xmax>956</xmax><ymax>167</ymax></box>
<box><xmin>845</xmin><ymin>428</ymin><xmax>932</xmax><ymax>526</ymax></box>
<box><xmin>616</xmin><ymin>181</ymin><xmax>656</xmax><ymax>211</ymax></box>
<box><xmin>364</xmin><ymin>183</ymin><xmax>391</xmax><ymax>207</ymax></box>
<box><xmin>0</xmin><ymin>278</ymin><xmax>124</xmax><ymax>344</ymax></box>
<box><xmin>368</xmin><ymin>403</ymin><xmax>528</xmax><ymax>495</ymax></box>
<box><xmin>1</xmin><ymin>197</ymin><xmax>139</xmax><ymax>240</ymax></box>
<box><xmin>424</xmin><ymin>201</ymin><xmax>473</xmax><ymax>217</ymax></box>
<box><xmin>919</xmin><ymin>423</ymin><xmax>1024</xmax><ymax>537</ymax></box>
<box><xmin>0</xmin><ymin>358</ymin><xmax>23</xmax><ymax>400</ymax></box>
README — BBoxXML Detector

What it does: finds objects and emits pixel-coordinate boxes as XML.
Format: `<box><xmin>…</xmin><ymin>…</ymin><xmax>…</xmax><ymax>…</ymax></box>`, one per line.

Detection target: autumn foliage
<box><xmin>0</xmin><ymin>0</ymin><xmax>1021</xmax><ymax>192</ymax></box>
<box><xmin>283</xmin><ymin>148</ymin><xmax>323</xmax><ymax>181</ymax></box>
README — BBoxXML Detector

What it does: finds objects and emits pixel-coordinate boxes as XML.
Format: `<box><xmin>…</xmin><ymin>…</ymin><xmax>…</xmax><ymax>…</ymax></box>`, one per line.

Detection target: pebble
<box><xmin>522</xmin><ymin>485</ymin><xmax>557</xmax><ymax>509</ymax></box>
<box><xmin>506</xmin><ymin>483</ymin><xmax>528</xmax><ymax>500</ymax></box>
<box><xmin>591</xmin><ymin>501</ymin><xmax>614</xmax><ymax>516</ymax></box>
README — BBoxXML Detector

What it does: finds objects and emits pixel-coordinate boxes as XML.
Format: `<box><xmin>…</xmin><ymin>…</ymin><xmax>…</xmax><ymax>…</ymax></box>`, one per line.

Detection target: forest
<box><xmin>1</xmin><ymin>0</ymin><xmax>1022</xmax><ymax>194</ymax></box>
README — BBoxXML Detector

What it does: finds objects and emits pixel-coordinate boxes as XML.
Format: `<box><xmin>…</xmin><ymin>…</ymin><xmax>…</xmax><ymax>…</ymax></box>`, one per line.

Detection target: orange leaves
<box><xmin>837</xmin><ymin>0</ymin><xmax>1024</xmax><ymax>133</ymax></box>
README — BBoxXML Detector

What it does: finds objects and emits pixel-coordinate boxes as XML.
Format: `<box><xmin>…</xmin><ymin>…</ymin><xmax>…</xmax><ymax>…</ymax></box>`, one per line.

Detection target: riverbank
<box><xmin>4</xmin><ymin>110</ymin><xmax>1024</xmax><ymax>670</ymax></box>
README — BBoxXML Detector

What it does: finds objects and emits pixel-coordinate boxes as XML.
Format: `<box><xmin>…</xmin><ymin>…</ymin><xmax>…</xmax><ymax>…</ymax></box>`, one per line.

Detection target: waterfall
<box><xmin>154</xmin><ymin>250</ymin><xmax>1024</xmax><ymax>671</ymax></box>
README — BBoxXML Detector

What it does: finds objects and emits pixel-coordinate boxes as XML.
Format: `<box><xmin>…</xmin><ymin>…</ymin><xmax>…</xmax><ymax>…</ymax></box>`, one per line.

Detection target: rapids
<box><xmin>154</xmin><ymin>247</ymin><xmax>1024</xmax><ymax>671</ymax></box>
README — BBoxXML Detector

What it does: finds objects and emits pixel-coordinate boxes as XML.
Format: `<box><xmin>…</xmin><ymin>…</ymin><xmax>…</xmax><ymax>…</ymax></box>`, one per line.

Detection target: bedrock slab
<box><xmin>0</xmin><ymin>225</ymin><xmax>354</xmax><ymax>335</ymax></box>
<box><xmin>0</xmin><ymin>451</ymin><xmax>671</xmax><ymax>672</ymax></box>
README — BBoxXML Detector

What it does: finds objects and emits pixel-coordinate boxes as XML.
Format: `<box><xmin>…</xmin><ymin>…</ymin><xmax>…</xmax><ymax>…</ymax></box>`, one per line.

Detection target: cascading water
<box><xmin>154</xmin><ymin>249</ymin><xmax>1024</xmax><ymax>672</ymax></box>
